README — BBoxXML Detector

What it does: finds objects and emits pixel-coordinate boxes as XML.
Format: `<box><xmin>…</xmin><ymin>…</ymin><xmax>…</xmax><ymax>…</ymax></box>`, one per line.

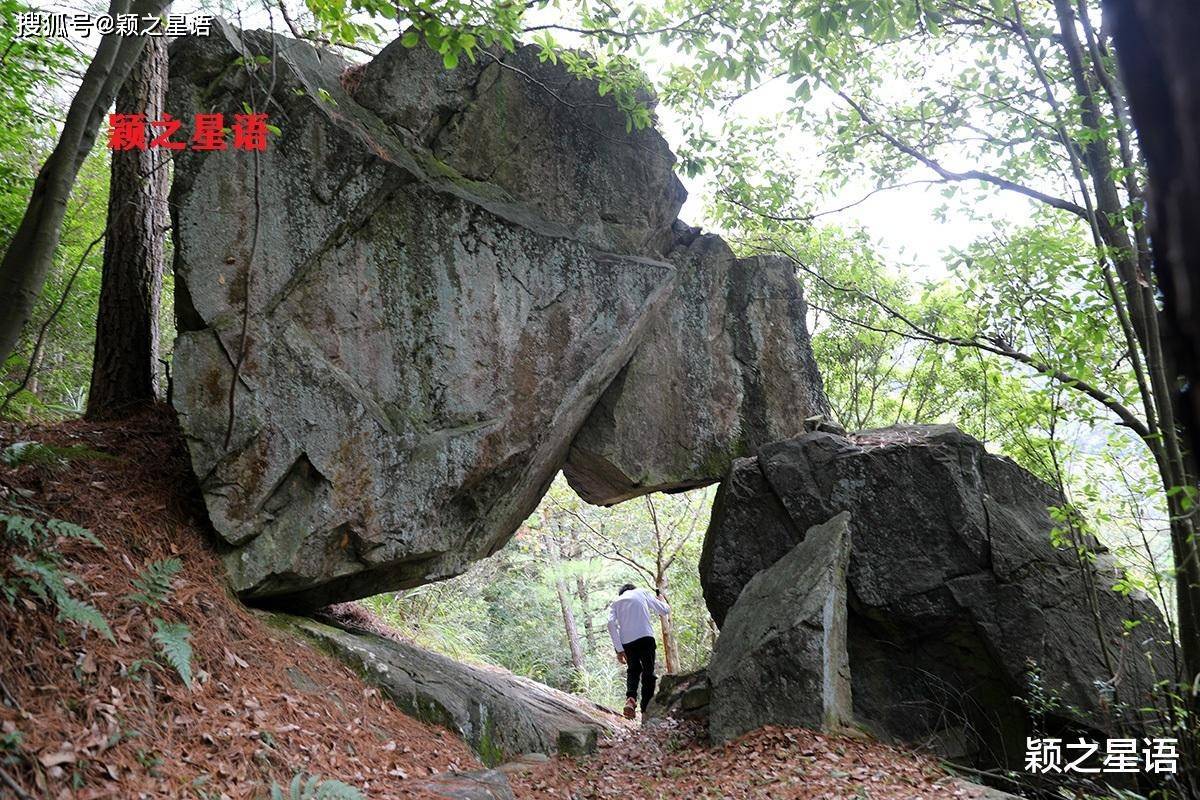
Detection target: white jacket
<box><xmin>607</xmin><ymin>588</ymin><xmax>670</xmax><ymax>651</ymax></box>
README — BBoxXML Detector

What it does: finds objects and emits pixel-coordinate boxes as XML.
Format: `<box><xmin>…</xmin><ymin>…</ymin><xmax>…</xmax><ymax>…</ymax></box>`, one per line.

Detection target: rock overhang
<box><xmin>168</xmin><ymin>21</ymin><xmax>827</xmax><ymax>608</ymax></box>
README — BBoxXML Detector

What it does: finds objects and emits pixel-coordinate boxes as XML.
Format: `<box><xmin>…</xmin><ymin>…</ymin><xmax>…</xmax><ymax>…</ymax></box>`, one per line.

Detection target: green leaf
<box><xmin>45</xmin><ymin>518</ymin><xmax>104</xmax><ymax>548</ymax></box>
<box><xmin>55</xmin><ymin>594</ymin><xmax>115</xmax><ymax>643</ymax></box>
<box><xmin>128</xmin><ymin>558</ymin><xmax>183</xmax><ymax>608</ymax></box>
<box><xmin>0</xmin><ymin>514</ymin><xmax>38</xmax><ymax>546</ymax></box>
<box><xmin>152</xmin><ymin>618</ymin><xmax>194</xmax><ymax>688</ymax></box>
<box><xmin>442</xmin><ymin>50</ymin><xmax>459</xmax><ymax>70</ymax></box>
<box><xmin>401</xmin><ymin>30</ymin><xmax>419</xmax><ymax>48</ymax></box>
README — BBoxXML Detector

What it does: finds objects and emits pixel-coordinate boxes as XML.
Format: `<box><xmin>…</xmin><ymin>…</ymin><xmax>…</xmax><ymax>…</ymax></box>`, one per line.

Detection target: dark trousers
<box><xmin>623</xmin><ymin>636</ymin><xmax>657</xmax><ymax>711</ymax></box>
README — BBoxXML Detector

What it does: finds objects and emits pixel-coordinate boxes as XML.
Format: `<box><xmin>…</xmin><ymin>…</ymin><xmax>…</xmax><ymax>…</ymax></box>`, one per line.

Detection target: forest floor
<box><xmin>0</xmin><ymin>408</ymin><xmax>479</xmax><ymax>798</ymax></box>
<box><xmin>0</xmin><ymin>407</ymin><xmax>1000</xmax><ymax>799</ymax></box>
<box><xmin>508</xmin><ymin>718</ymin><xmax>1001</xmax><ymax>800</ymax></box>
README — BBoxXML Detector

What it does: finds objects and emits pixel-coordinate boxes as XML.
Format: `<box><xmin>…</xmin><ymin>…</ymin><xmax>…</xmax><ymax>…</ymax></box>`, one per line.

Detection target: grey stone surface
<box><xmin>168</xmin><ymin>24</ymin><xmax>826</xmax><ymax>608</ymax></box>
<box><xmin>708</xmin><ymin>512</ymin><xmax>852</xmax><ymax>742</ymax></box>
<box><xmin>284</xmin><ymin>616</ymin><xmax>621</xmax><ymax>764</ymax></box>
<box><xmin>642</xmin><ymin>667</ymin><xmax>711</xmax><ymax>723</ymax></box>
<box><xmin>700</xmin><ymin>424</ymin><xmax>1176</xmax><ymax>765</ymax></box>
<box><xmin>406</xmin><ymin>769</ymin><xmax>514</xmax><ymax>800</ymax></box>
<box><xmin>167</xmin><ymin>25</ymin><xmax>674</xmax><ymax>608</ymax></box>
<box><xmin>565</xmin><ymin>231</ymin><xmax>829</xmax><ymax>505</ymax></box>
<box><xmin>352</xmin><ymin>39</ymin><xmax>688</xmax><ymax>257</ymax></box>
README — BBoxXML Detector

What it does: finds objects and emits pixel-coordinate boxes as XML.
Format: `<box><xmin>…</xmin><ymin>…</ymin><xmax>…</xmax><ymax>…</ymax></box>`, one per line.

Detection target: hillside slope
<box><xmin>0</xmin><ymin>408</ymin><xmax>478</xmax><ymax>798</ymax></box>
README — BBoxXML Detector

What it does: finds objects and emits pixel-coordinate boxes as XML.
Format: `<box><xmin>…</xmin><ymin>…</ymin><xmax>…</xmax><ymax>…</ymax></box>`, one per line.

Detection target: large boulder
<box><xmin>168</xmin><ymin>24</ymin><xmax>826</xmax><ymax>607</ymax></box>
<box><xmin>284</xmin><ymin>616</ymin><xmax>622</xmax><ymax>764</ymax></box>
<box><xmin>350</xmin><ymin>40</ymin><xmax>688</xmax><ymax>257</ymax></box>
<box><xmin>564</xmin><ymin>231</ymin><xmax>829</xmax><ymax>504</ymax></box>
<box><xmin>700</xmin><ymin>425</ymin><xmax>1175</xmax><ymax>765</ymax></box>
<box><xmin>708</xmin><ymin>512</ymin><xmax>853</xmax><ymax>742</ymax></box>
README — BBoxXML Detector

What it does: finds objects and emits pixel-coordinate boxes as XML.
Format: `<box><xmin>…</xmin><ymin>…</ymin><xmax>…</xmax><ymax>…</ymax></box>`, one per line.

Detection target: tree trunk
<box><xmin>656</xmin><ymin>577</ymin><xmax>677</xmax><ymax>675</ymax></box>
<box><xmin>0</xmin><ymin>0</ymin><xmax>168</xmax><ymax>369</ymax></box>
<box><xmin>25</xmin><ymin>339</ymin><xmax>44</xmax><ymax>396</ymax></box>
<box><xmin>545</xmin><ymin>534</ymin><xmax>586</xmax><ymax>673</ymax></box>
<box><xmin>537</xmin><ymin>514</ymin><xmax>586</xmax><ymax>675</ymax></box>
<box><xmin>575</xmin><ymin>574</ymin><xmax>596</xmax><ymax>651</ymax></box>
<box><xmin>554</xmin><ymin>572</ymin><xmax>586</xmax><ymax>674</ymax></box>
<box><xmin>1106</xmin><ymin>0</ymin><xmax>1200</xmax><ymax>700</ymax></box>
<box><xmin>86</xmin><ymin>36</ymin><xmax>168</xmax><ymax>420</ymax></box>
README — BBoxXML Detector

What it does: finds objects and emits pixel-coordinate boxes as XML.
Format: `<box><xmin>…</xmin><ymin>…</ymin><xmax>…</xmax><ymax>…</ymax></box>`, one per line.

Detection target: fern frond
<box><xmin>313</xmin><ymin>779</ymin><xmax>364</xmax><ymax>799</ymax></box>
<box><xmin>45</xmin><ymin>518</ymin><xmax>104</xmax><ymax>549</ymax></box>
<box><xmin>12</xmin><ymin>555</ymin><xmax>68</xmax><ymax>596</ymax></box>
<box><xmin>151</xmin><ymin>618</ymin><xmax>194</xmax><ymax>688</ymax></box>
<box><xmin>128</xmin><ymin>558</ymin><xmax>182</xmax><ymax>607</ymax></box>
<box><xmin>55</xmin><ymin>594</ymin><xmax>115</xmax><ymax>642</ymax></box>
<box><xmin>275</xmin><ymin>773</ymin><xmax>364</xmax><ymax>800</ymax></box>
<box><xmin>0</xmin><ymin>513</ymin><xmax>40</xmax><ymax>547</ymax></box>
<box><xmin>0</xmin><ymin>441</ymin><xmax>110</xmax><ymax>468</ymax></box>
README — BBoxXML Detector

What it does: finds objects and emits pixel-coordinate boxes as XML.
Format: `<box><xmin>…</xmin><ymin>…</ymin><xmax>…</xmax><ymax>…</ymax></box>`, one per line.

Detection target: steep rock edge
<box><xmin>707</xmin><ymin>512</ymin><xmax>853</xmax><ymax>743</ymax></box>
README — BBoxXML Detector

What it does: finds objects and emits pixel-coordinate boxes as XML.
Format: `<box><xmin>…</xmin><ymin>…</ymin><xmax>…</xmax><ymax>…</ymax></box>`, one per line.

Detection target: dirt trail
<box><xmin>508</xmin><ymin>719</ymin><xmax>999</xmax><ymax>799</ymax></box>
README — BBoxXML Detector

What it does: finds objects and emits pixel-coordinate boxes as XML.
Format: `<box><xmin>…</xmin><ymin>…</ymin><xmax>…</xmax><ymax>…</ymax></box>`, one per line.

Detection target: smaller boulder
<box><xmin>700</xmin><ymin>425</ymin><xmax>1176</xmax><ymax>768</ymax></box>
<box><xmin>708</xmin><ymin>513</ymin><xmax>853</xmax><ymax>742</ymax></box>
<box><xmin>643</xmin><ymin>668</ymin><xmax>711</xmax><ymax>723</ymax></box>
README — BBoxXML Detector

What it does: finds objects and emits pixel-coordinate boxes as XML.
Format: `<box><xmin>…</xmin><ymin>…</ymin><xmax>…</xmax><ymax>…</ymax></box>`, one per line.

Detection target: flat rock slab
<box><xmin>406</xmin><ymin>769</ymin><xmax>514</xmax><ymax>800</ymax></box>
<box><xmin>708</xmin><ymin>512</ymin><xmax>852</xmax><ymax>742</ymax></box>
<box><xmin>284</xmin><ymin>615</ymin><xmax>621</xmax><ymax>764</ymax></box>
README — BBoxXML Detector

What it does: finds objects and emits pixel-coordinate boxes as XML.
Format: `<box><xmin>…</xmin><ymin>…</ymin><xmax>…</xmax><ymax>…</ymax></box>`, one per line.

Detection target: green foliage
<box><xmin>269</xmin><ymin>772</ymin><xmax>364</xmax><ymax>800</ymax></box>
<box><xmin>367</xmin><ymin>475</ymin><xmax>715</xmax><ymax>709</ymax></box>
<box><xmin>0</xmin><ymin>440</ymin><xmax>109</xmax><ymax>469</ymax></box>
<box><xmin>1</xmin><ymin>511</ymin><xmax>113</xmax><ymax>641</ymax></box>
<box><xmin>151</xmin><ymin>618</ymin><xmax>194</xmax><ymax>689</ymax></box>
<box><xmin>128</xmin><ymin>558</ymin><xmax>183</xmax><ymax>608</ymax></box>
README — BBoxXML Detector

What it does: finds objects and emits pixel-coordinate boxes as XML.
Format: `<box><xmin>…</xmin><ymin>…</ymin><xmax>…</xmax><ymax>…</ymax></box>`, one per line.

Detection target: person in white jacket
<box><xmin>607</xmin><ymin>583</ymin><xmax>670</xmax><ymax>719</ymax></box>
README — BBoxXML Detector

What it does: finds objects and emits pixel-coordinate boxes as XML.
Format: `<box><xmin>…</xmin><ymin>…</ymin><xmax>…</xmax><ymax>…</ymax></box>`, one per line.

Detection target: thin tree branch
<box><xmin>836</xmin><ymin>91</ymin><xmax>1089</xmax><ymax>218</ymax></box>
<box><xmin>763</xmin><ymin>240</ymin><xmax>1153</xmax><ymax>441</ymax></box>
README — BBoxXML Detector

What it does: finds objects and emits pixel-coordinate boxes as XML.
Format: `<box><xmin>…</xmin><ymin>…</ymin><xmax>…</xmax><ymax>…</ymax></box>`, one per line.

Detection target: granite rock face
<box><xmin>168</xmin><ymin>23</ymin><xmax>826</xmax><ymax>607</ymax></box>
<box><xmin>351</xmin><ymin>41</ymin><xmax>687</xmax><ymax>257</ymax></box>
<box><xmin>286</xmin><ymin>616</ymin><xmax>620</xmax><ymax>764</ymax></box>
<box><xmin>700</xmin><ymin>425</ymin><xmax>1175</xmax><ymax>765</ymax></box>
<box><xmin>565</xmin><ymin>231</ymin><xmax>829</xmax><ymax>505</ymax></box>
<box><xmin>708</xmin><ymin>512</ymin><xmax>853</xmax><ymax>742</ymax></box>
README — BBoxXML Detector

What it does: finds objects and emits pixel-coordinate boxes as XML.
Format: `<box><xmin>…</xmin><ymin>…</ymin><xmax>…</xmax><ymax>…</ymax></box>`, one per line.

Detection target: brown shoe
<box><xmin>623</xmin><ymin>698</ymin><xmax>636</xmax><ymax>719</ymax></box>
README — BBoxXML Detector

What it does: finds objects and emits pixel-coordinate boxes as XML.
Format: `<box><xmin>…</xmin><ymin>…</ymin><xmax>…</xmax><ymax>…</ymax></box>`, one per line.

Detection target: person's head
<box><xmin>618</xmin><ymin>583</ymin><xmax>636</xmax><ymax>596</ymax></box>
